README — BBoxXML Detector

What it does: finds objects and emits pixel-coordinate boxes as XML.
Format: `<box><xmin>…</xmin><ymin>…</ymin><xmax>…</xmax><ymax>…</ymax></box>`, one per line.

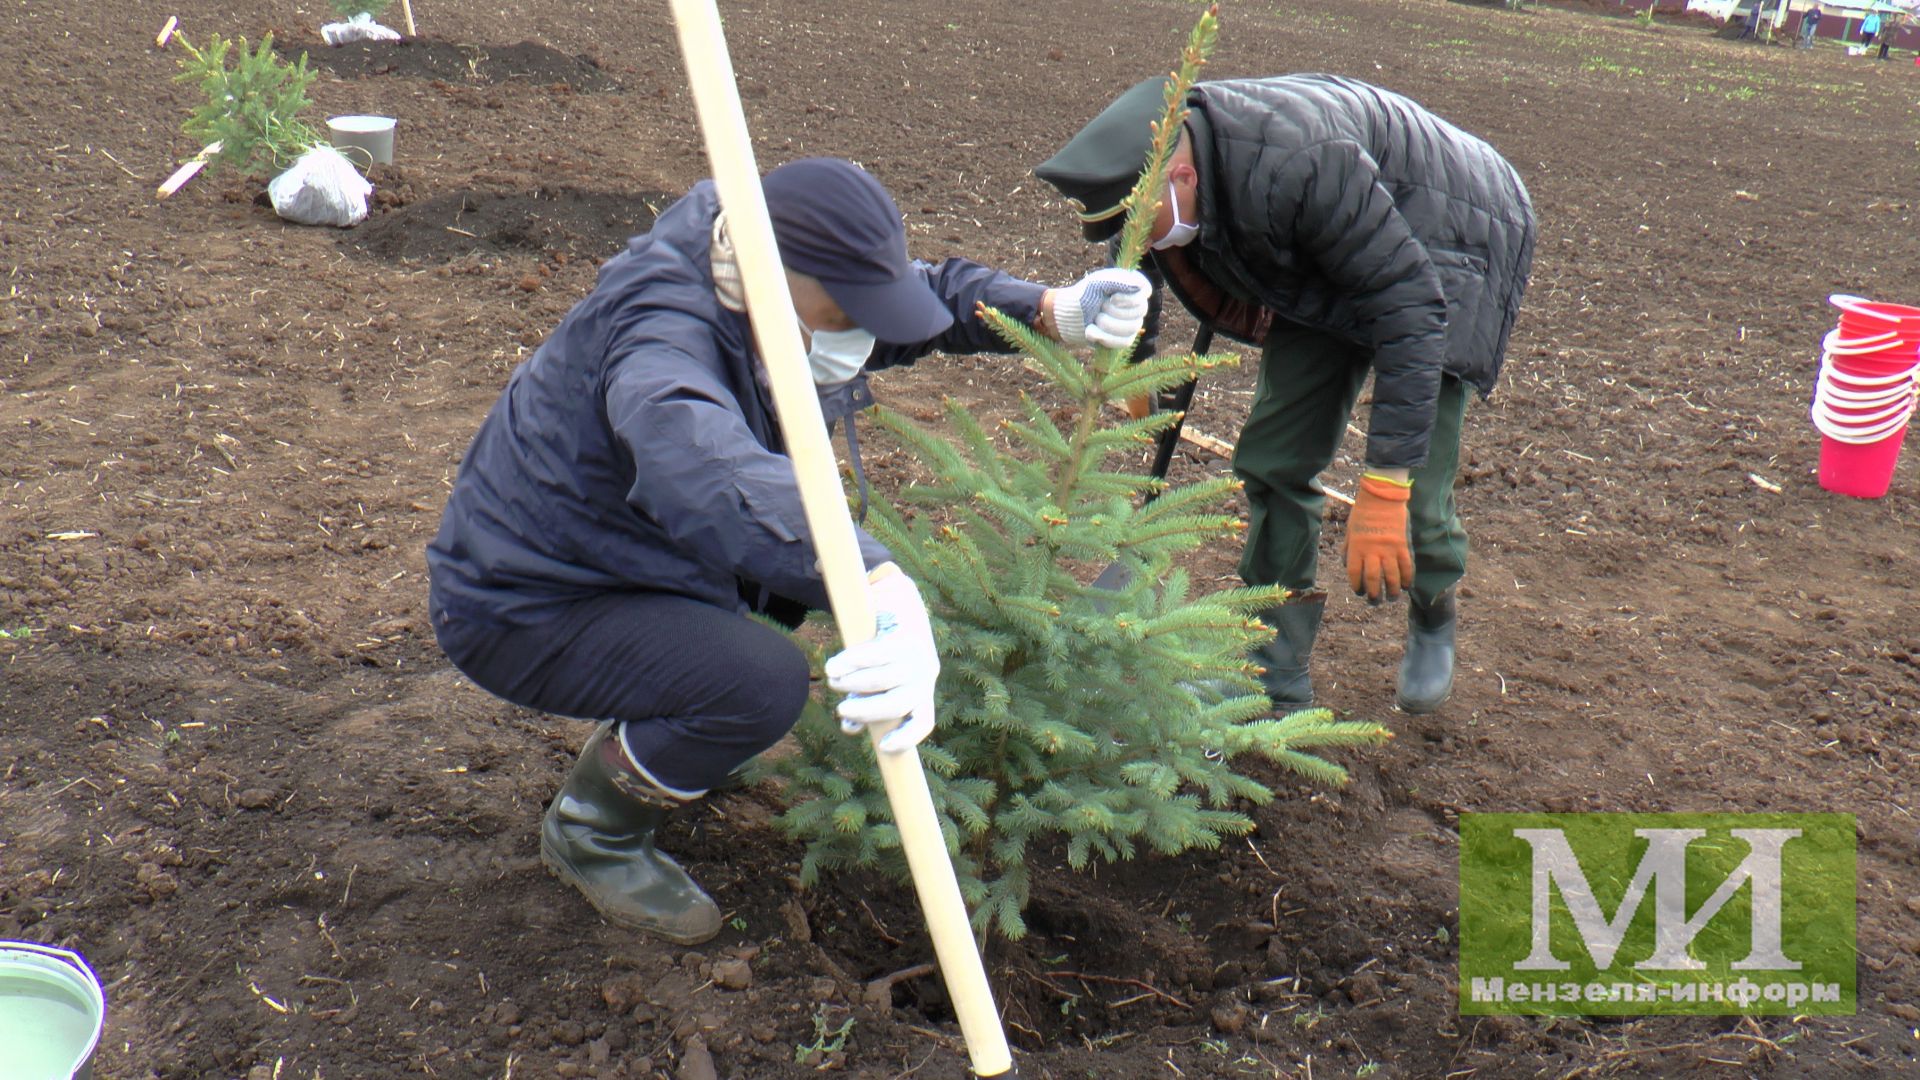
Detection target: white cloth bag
<box><xmin>321</xmin><ymin>12</ymin><xmax>404</xmax><ymax>45</ymax></box>
<box><xmin>268</xmin><ymin>145</ymin><xmax>373</xmax><ymax>228</ymax></box>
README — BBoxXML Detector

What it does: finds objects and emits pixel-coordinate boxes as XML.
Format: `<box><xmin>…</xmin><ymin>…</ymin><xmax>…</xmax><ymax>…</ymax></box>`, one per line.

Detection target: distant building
<box><xmin>1682</xmin><ymin>0</ymin><xmax>1918</xmax><ymax>47</ymax></box>
<box><xmin>1687</xmin><ymin>0</ymin><xmax>1789</xmax><ymax>28</ymax></box>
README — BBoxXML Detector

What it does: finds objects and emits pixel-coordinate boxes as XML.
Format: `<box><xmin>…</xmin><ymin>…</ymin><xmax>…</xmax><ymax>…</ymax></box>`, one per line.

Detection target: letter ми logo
<box><xmin>1510</xmin><ymin>827</ymin><xmax>1798</xmax><ymax>971</ymax></box>
<box><xmin>1456</xmin><ymin>813</ymin><xmax>1855</xmax><ymax>1016</ymax></box>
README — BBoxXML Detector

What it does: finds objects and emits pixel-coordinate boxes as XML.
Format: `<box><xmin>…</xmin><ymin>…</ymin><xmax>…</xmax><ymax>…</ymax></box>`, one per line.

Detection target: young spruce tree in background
<box><xmin>328</xmin><ymin>0</ymin><xmax>394</xmax><ymax>19</ymax></box>
<box><xmin>175</xmin><ymin>33</ymin><xmax>322</xmax><ymax>176</ymax></box>
<box><xmin>767</xmin><ymin>5</ymin><xmax>1392</xmax><ymax>941</ymax></box>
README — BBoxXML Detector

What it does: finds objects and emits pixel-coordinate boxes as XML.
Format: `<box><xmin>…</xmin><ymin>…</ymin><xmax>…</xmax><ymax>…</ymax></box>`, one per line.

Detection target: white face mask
<box><xmin>803</xmin><ymin>324</ymin><xmax>876</xmax><ymax>387</ymax></box>
<box><xmin>1151</xmin><ymin>181</ymin><xmax>1199</xmax><ymax>251</ymax></box>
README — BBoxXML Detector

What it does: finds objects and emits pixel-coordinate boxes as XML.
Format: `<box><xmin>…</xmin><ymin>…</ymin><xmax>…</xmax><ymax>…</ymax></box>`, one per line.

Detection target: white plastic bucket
<box><xmin>0</xmin><ymin>942</ymin><xmax>105</xmax><ymax>1080</ymax></box>
<box><xmin>326</xmin><ymin>114</ymin><xmax>397</xmax><ymax>166</ymax></box>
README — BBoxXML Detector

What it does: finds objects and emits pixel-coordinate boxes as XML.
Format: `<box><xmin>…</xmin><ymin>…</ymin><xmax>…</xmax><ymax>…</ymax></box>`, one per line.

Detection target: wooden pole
<box><xmin>664</xmin><ymin>1</ymin><xmax>1015</xmax><ymax>1076</ymax></box>
<box><xmin>400</xmin><ymin>0</ymin><xmax>417</xmax><ymax>36</ymax></box>
<box><xmin>156</xmin><ymin>142</ymin><xmax>222</xmax><ymax>200</ymax></box>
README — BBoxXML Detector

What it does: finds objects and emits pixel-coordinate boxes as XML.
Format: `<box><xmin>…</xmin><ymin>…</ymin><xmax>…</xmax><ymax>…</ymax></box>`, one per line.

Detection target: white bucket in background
<box><xmin>0</xmin><ymin>942</ymin><xmax>105</xmax><ymax>1080</ymax></box>
<box><xmin>327</xmin><ymin>114</ymin><xmax>397</xmax><ymax>166</ymax></box>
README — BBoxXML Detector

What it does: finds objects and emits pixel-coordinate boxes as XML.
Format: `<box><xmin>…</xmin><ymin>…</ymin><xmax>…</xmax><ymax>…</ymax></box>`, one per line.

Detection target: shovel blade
<box><xmin>1089</xmin><ymin>560</ymin><xmax>1134</xmax><ymax>593</ymax></box>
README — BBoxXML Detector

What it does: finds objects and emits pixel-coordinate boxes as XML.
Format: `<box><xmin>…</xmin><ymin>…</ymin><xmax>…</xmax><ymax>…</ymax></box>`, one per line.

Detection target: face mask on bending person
<box><xmin>1150</xmin><ymin>186</ymin><xmax>1199</xmax><ymax>251</ymax></box>
<box><xmin>1149</xmin><ymin>145</ymin><xmax>1201</xmax><ymax>251</ymax></box>
<box><xmin>802</xmin><ymin>323</ymin><xmax>876</xmax><ymax>387</ymax></box>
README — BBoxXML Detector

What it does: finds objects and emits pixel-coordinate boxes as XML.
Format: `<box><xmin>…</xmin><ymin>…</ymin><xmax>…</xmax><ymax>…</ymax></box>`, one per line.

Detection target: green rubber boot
<box><xmin>1397</xmin><ymin>587</ymin><xmax>1458</xmax><ymax>714</ymax></box>
<box><xmin>539</xmin><ymin>722</ymin><xmax>723</xmax><ymax>945</ymax></box>
<box><xmin>1253</xmin><ymin>593</ymin><xmax>1325</xmax><ymax>708</ymax></box>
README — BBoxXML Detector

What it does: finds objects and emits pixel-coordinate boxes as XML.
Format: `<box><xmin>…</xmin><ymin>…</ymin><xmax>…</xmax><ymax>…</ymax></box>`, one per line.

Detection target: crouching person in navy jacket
<box><xmin>427</xmin><ymin>158</ymin><xmax>1149</xmax><ymax>943</ymax></box>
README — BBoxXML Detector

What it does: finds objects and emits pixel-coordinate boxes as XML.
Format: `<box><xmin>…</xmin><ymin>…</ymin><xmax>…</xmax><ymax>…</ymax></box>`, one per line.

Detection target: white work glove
<box><xmin>1053</xmin><ymin>268</ymin><xmax>1151</xmax><ymax>350</ymax></box>
<box><xmin>823</xmin><ymin>564</ymin><xmax>939</xmax><ymax>754</ymax></box>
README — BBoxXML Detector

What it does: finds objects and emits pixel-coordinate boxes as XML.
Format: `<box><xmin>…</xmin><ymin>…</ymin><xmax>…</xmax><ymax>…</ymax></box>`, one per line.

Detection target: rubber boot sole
<box><xmin>538</xmin><ymin>834</ymin><xmax>722</xmax><ymax>945</ymax></box>
<box><xmin>1395</xmin><ymin>681</ymin><xmax>1453</xmax><ymax>715</ymax></box>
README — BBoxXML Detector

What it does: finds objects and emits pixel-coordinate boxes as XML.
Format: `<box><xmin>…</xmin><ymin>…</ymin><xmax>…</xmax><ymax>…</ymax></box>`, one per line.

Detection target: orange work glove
<box><xmin>1346</xmin><ymin>473</ymin><xmax>1414</xmax><ymax>602</ymax></box>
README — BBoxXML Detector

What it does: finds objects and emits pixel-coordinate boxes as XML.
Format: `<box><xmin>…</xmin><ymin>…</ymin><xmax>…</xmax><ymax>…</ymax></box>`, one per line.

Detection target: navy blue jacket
<box><xmin>427</xmin><ymin>182</ymin><xmax>1047</xmax><ymax>626</ymax></box>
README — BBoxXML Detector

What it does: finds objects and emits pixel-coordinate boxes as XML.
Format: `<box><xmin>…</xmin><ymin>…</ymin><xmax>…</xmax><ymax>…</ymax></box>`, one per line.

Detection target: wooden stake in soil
<box><xmin>665</xmin><ymin>1</ymin><xmax>1015</xmax><ymax>1076</ymax></box>
<box><xmin>400</xmin><ymin>0</ymin><xmax>417</xmax><ymax>37</ymax></box>
<box><xmin>156</xmin><ymin>15</ymin><xmax>178</xmax><ymax>48</ymax></box>
<box><xmin>156</xmin><ymin>141</ymin><xmax>222</xmax><ymax>200</ymax></box>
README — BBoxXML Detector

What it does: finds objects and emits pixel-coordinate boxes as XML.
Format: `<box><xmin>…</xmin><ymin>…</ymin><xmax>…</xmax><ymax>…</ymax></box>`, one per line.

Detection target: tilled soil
<box><xmin>2</xmin><ymin>0</ymin><xmax>1917</xmax><ymax>1077</ymax></box>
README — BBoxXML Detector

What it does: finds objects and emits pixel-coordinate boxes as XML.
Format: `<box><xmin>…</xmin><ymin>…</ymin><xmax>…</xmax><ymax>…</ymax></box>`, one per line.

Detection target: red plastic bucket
<box><xmin>1818</xmin><ymin>396</ymin><xmax>1912</xmax><ymax>425</ymax></box>
<box><xmin>1817</xmin><ymin>384</ymin><xmax>1914</xmax><ymax>408</ymax></box>
<box><xmin>1830</xmin><ymin>294</ymin><xmax>1920</xmax><ymax>338</ymax></box>
<box><xmin>1811</xmin><ymin>397</ymin><xmax>1914</xmax><ymax>442</ymax></box>
<box><xmin>1818</xmin><ymin>424</ymin><xmax>1909</xmax><ymax>498</ymax></box>
<box><xmin>1815</xmin><ymin>388</ymin><xmax>1913</xmax><ymax>415</ymax></box>
<box><xmin>1829</xmin><ymin>357</ymin><xmax>1920</xmax><ymax>381</ymax></box>
<box><xmin>1819</xmin><ymin>360</ymin><xmax>1919</xmax><ymax>390</ymax></box>
<box><xmin>1820</xmin><ymin>328</ymin><xmax>1912</xmax><ymax>357</ymax></box>
<box><xmin>1823</xmin><ymin>347</ymin><xmax>1920</xmax><ymax>380</ymax></box>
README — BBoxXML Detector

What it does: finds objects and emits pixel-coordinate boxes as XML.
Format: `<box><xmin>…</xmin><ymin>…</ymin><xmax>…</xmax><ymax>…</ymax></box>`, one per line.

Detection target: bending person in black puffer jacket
<box><xmin>1037</xmin><ymin>74</ymin><xmax>1536</xmax><ymax>715</ymax></box>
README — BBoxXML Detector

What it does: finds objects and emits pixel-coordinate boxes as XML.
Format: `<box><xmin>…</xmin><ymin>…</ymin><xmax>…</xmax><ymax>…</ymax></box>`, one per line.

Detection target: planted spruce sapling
<box><xmin>765</xmin><ymin>5</ymin><xmax>1392</xmax><ymax>941</ymax></box>
<box><xmin>175</xmin><ymin>33</ymin><xmax>322</xmax><ymax>178</ymax></box>
<box><xmin>327</xmin><ymin>0</ymin><xmax>393</xmax><ymax>18</ymax></box>
<box><xmin>169</xmin><ymin>32</ymin><xmax>372</xmax><ymax>226</ymax></box>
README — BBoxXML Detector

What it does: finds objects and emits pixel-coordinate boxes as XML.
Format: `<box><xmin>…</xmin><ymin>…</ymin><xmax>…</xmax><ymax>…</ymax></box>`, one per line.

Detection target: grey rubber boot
<box><xmin>539</xmin><ymin>722</ymin><xmax>723</xmax><ymax>945</ymax></box>
<box><xmin>1397</xmin><ymin>588</ymin><xmax>1457</xmax><ymax>714</ymax></box>
<box><xmin>1253</xmin><ymin>593</ymin><xmax>1325</xmax><ymax>708</ymax></box>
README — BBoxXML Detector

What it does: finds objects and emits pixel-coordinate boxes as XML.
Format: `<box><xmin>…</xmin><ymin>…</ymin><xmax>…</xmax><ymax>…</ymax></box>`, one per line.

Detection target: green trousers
<box><xmin>1233</xmin><ymin>323</ymin><xmax>1470</xmax><ymax>607</ymax></box>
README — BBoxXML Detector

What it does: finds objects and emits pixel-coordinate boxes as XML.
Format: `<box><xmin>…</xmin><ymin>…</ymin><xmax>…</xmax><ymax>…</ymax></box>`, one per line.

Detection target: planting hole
<box><xmin>341</xmin><ymin>187</ymin><xmax>672</xmax><ymax>265</ymax></box>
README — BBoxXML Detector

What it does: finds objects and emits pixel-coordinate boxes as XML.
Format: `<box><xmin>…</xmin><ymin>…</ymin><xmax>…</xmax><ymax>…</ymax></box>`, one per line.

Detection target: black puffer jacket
<box><xmin>1139</xmin><ymin>75</ymin><xmax>1535</xmax><ymax>469</ymax></box>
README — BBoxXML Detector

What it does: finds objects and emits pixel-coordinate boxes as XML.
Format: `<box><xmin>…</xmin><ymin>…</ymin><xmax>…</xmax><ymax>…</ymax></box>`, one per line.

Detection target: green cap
<box><xmin>1034</xmin><ymin>76</ymin><xmax>1175</xmax><ymax>241</ymax></box>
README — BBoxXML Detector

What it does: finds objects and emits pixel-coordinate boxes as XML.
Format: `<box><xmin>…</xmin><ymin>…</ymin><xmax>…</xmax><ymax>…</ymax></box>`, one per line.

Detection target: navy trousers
<box><xmin>433</xmin><ymin>591</ymin><xmax>811</xmax><ymax>793</ymax></box>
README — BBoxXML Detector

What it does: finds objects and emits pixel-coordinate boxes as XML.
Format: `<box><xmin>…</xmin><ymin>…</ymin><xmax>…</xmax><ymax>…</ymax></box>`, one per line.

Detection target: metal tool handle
<box><xmin>1142</xmin><ymin>324</ymin><xmax>1215</xmax><ymax>503</ymax></box>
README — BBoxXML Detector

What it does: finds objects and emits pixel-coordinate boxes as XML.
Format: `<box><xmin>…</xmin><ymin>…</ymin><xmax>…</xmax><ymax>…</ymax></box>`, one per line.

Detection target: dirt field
<box><xmin>3</xmin><ymin>0</ymin><xmax>1917</xmax><ymax>1076</ymax></box>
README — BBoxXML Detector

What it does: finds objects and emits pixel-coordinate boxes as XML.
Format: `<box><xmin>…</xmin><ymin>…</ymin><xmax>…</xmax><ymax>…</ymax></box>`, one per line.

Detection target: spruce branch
<box><xmin>867</xmin><ymin>406</ymin><xmax>983</xmax><ymax>488</ymax></box>
<box><xmin>943</xmin><ymin>403</ymin><xmax>1012</xmax><ymax>490</ymax></box>
<box><xmin>1110</xmin><ymin>6</ymin><xmax>1218</xmax><ymax>272</ymax></box>
<box><xmin>981</xmin><ymin>304</ymin><xmax>1093</xmax><ymax>399</ymax></box>
<box><xmin>1133</xmin><ymin>475</ymin><xmax>1244</xmax><ymax>520</ymax></box>
<box><xmin>1098</xmin><ymin>351</ymin><xmax>1232</xmax><ymax>404</ymax></box>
